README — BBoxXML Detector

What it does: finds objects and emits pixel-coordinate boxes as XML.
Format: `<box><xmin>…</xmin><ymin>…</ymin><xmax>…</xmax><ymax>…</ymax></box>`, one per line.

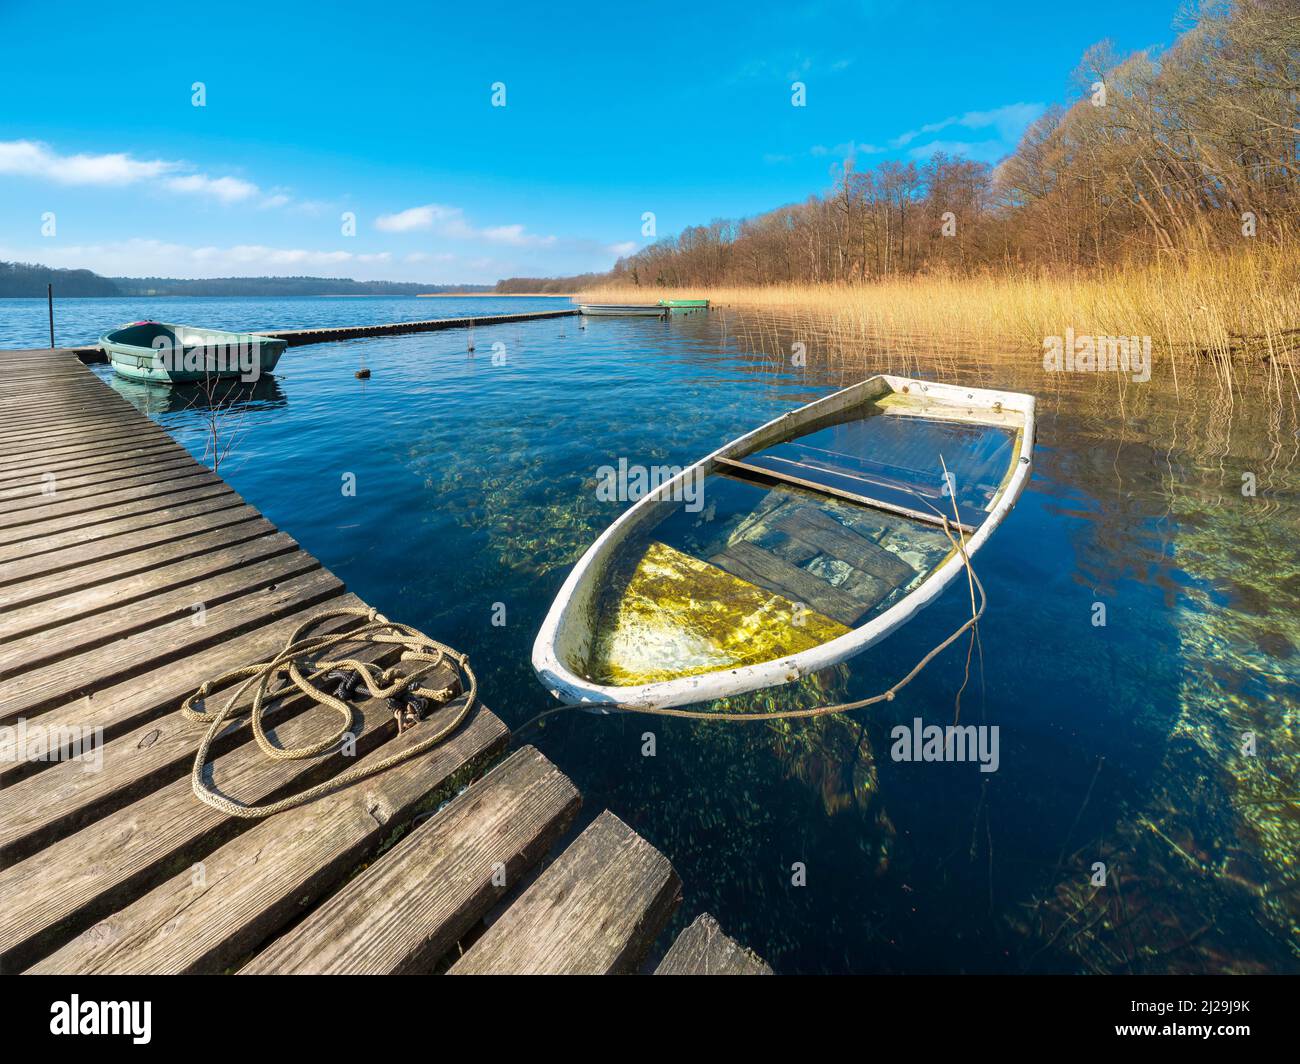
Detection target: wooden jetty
<box><xmin>0</xmin><ymin>345</ymin><xmax>767</xmax><ymax>975</ymax></box>
<box><xmin>63</xmin><ymin>309</ymin><xmax>578</xmax><ymax>363</ymax></box>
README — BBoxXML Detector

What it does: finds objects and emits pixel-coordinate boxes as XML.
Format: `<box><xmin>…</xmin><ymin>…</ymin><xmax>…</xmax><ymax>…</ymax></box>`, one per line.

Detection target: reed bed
<box><xmin>581</xmin><ymin>243</ymin><xmax>1300</xmax><ymax>396</ymax></box>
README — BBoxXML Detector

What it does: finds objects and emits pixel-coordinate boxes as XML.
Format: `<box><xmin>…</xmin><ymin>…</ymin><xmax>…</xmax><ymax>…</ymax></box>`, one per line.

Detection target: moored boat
<box><xmin>577</xmin><ymin>303</ymin><xmax>668</xmax><ymax>318</ymax></box>
<box><xmin>99</xmin><ymin>321</ymin><xmax>287</xmax><ymax>384</ymax></box>
<box><xmin>659</xmin><ymin>299</ymin><xmax>710</xmax><ymax>309</ymax></box>
<box><xmin>533</xmin><ymin>375</ymin><xmax>1035</xmax><ymax>709</ymax></box>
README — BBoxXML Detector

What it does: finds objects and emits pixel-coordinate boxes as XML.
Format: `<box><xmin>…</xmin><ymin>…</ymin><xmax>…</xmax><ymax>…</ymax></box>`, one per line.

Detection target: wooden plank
<box><xmin>24</xmin><ymin>700</ymin><xmax>509</xmax><ymax>974</ymax></box>
<box><xmin>0</xmin><ymin>684</ymin><xmax>492</xmax><ymax>972</ymax></box>
<box><xmin>0</xmin><ymin>503</ymin><xmax>265</xmax><ymax>589</ymax></box>
<box><xmin>654</xmin><ymin>913</ymin><xmax>773</xmax><ymax>975</ymax></box>
<box><xmin>0</xmin><ymin>452</ymin><xmax>195</xmax><ymax>498</ymax></box>
<box><xmin>0</xmin><ymin>554</ymin><xmax>328</xmax><ymax>724</ymax></box>
<box><xmin>709</xmin><ymin>540</ymin><xmax>867</xmax><ymax>626</ymax></box>
<box><xmin>0</xmin><ymin>456</ymin><xmax>213</xmax><ymax>513</ymax></box>
<box><xmin>448</xmin><ymin>810</ymin><xmax>681</xmax><ymax>975</ymax></box>
<box><xmin>774</xmin><ymin>505</ymin><xmax>915</xmax><ymax>584</ymax></box>
<box><xmin>0</xmin><ymin>440</ymin><xmax>186</xmax><ymax>487</ymax></box>
<box><xmin>0</xmin><ymin>594</ymin><xmax>378</xmax><ymax>861</ymax></box>
<box><xmin>0</xmin><ymin>486</ymin><xmax>240</xmax><ymax>559</ymax></box>
<box><xmin>0</xmin><ymin>520</ymin><xmax>282</xmax><ymax>637</ymax></box>
<box><xmin>0</xmin><ymin>469</ymin><xmax>220</xmax><ymax>531</ymax></box>
<box><xmin>0</xmin><ymin>568</ymin><xmax>345</xmax><ymax>787</ymax></box>
<box><xmin>0</xmin><ymin>533</ymin><xmax>307</xmax><ymax>668</ymax></box>
<box><xmin>242</xmin><ymin>745</ymin><xmax>581</xmax><ymax>974</ymax></box>
<box><xmin>0</xmin><ymin>424</ymin><xmax>171</xmax><ymax>466</ymax></box>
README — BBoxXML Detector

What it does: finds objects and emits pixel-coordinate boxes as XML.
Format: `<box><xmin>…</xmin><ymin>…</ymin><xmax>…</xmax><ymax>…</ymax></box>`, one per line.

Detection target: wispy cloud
<box><xmin>0</xmin><ymin>140</ymin><xmax>178</xmax><ymax>185</ymax></box>
<box><xmin>891</xmin><ymin>102</ymin><xmax>1045</xmax><ymax>150</ymax></box>
<box><xmin>0</xmin><ymin>138</ymin><xmax>291</xmax><ymax>208</ymax></box>
<box><xmin>0</xmin><ymin>238</ymin><xmax>395</xmax><ymax>277</ymax></box>
<box><xmin>374</xmin><ymin>203</ymin><xmax>555</xmax><ymax>246</ymax></box>
<box><xmin>806</xmin><ymin>102</ymin><xmax>1045</xmax><ymax>165</ymax></box>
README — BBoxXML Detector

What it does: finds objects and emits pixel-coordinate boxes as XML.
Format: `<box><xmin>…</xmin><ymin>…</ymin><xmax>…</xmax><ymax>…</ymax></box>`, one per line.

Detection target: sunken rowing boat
<box><xmin>532</xmin><ymin>375</ymin><xmax>1036</xmax><ymax>709</ymax></box>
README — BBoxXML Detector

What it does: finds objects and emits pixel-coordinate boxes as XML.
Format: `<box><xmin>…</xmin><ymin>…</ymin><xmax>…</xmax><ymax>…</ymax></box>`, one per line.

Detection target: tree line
<box><xmin>592</xmin><ymin>0</ymin><xmax>1298</xmax><ymax>288</ymax></box>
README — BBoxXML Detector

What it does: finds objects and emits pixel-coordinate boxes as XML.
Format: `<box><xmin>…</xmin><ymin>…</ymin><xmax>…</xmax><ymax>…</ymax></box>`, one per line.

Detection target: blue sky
<box><xmin>0</xmin><ymin>0</ymin><xmax>1185</xmax><ymax>284</ymax></box>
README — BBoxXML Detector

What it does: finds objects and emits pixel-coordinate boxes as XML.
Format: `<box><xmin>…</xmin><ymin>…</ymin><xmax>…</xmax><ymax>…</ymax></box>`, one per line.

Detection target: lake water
<box><xmin>6</xmin><ymin>295</ymin><xmax>1296</xmax><ymax>973</ymax></box>
<box><xmin>0</xmin><ymin>294</ymin><xmax>572</xmax><ymax>349</ymax></box>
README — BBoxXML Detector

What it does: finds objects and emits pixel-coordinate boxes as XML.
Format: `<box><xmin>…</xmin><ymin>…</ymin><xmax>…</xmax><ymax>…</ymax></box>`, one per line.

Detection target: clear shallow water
<box><xmin>27</xmin><ymin>296</ymin><xmax>1297</xmax><ymax>973</ymax></box>
<box><xmin>0</xmin><ymin>294</ymin><xmax>573</xmax><ymax>348</ymax></box>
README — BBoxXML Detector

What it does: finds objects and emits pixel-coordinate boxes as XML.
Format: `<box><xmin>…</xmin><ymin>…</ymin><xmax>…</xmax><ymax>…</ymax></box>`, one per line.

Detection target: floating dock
<box><xmin>0</xmin><ymin>344</ymin><xmax>767</xmax><ymax>975</ymax></box>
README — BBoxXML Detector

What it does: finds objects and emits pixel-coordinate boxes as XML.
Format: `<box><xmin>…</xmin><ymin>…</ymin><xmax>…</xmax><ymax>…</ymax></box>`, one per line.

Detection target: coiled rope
<box><xmin>181</xmin><ymin>606</ymin><xmax>477</xmax><ymax>819</ymax></box>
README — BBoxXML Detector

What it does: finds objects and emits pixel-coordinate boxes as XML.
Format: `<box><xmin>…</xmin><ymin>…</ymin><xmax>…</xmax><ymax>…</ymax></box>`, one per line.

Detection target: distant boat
<box><xmin>100</xmin><ymin>321</ymin><xmax>287</xmax><ymax>384</ymax></box>
<box><xmin>533</xmin><ymin>375</ymin><xmax>1035</xmax><ymax>710</ymax></box>
<box><xmin>659</xmin><ymin>299</ymin><xmax>710</xmax><ymax>309</ymax></box>
<box><xmin>577</xmin><ymin>304</ymin><xmax>668</xmax><ymax>318</ymax></box>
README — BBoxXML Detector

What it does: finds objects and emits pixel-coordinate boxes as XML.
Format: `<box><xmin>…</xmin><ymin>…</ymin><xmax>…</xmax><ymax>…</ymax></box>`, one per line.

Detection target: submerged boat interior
<box><xmin>569</xmin><ymin>387</ymin><xmax>1025</xmax><ymax>688</ymax></box>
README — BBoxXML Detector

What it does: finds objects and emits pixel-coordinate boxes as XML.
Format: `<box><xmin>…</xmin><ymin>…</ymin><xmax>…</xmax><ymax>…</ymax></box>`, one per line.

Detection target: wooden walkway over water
<box><xmin>63</xmin><ymin>308</ymin><xmax>578</xmax><ymax>362</ymax></box>
<box><xmin>0</xmin><ymin>345</ymin><xmax>768</xmax><ymax>975</ymax></box>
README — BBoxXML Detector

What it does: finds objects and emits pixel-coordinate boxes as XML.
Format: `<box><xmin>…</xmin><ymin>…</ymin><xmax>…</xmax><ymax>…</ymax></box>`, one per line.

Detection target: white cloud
<box><xmin>164</xmin><ymin>174</ymin><xmax>260</xmax><ymax>204</ymax></box>
<box><xmin>0</xmin><ymin>140</ymin><xmax>179</xmax><ymax>185</ymax></box>
<box><xmin>374</xmin><ymin>203</ymin><xmax>461</xmax><ymax>232</ymax></box>
<box><xmin>608</xmin><ymin>241</ymin><xmax>638</xmax><ymax>257</ymax></box>
<box><xmin>375</xmin><ymin>203</ymin><xmax>555</xmax><ymax>246</ymax></box>
<box><xmin>0</xmin><ymin>138</ymin><xmax>292</xmax><ymax>208</ymax></box>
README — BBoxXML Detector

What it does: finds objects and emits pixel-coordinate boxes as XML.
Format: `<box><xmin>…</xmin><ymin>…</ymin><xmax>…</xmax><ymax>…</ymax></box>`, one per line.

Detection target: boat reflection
<box><xmin>108</xmin><ymin>373</ymin><xmax>288</xmax><ymax>415</ymax></box>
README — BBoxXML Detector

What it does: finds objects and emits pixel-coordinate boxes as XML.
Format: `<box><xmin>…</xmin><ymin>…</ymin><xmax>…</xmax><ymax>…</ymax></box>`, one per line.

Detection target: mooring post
<box><xmin>48</xmin><ymin>283</ymin><xmax>55</xmax><ymax>348</ymax></box>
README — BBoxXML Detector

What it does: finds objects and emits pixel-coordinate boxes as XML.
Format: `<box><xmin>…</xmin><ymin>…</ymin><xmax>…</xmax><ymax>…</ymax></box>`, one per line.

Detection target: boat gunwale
<box><xmin>531</xmin><ymin>374</ymin><xmax>1036</xmax><ymax>710</ymax></box>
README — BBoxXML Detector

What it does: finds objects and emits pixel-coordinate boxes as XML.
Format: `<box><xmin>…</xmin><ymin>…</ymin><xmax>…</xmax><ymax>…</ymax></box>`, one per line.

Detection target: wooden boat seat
<box><xmin>716</xmin><ymin>455</ymin><xmax>984</xmax><ymax>532</ymax></box>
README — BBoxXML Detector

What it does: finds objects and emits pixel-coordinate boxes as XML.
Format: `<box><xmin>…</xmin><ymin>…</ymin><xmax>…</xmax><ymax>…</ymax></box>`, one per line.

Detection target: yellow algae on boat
<box><xmin>587</xmin><ymin>540</ymin><xmax>851</xmax><ymax>685</ymax></box>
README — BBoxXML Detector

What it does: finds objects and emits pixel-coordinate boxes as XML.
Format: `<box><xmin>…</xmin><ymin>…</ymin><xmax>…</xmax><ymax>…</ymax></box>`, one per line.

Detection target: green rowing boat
<box><xmin>100</xmin><ymin>321</ymin><xmax>287</xmax><ymax>385</ymax></box>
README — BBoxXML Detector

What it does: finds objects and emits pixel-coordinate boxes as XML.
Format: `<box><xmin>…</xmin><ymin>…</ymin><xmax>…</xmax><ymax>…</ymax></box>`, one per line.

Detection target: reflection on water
<box><xmin>98</xmin><ymin>304</ymin><xmax>1299</xmax><ymax>972</ymax></box>
<box><xmin>110</xmin><ymin>373</ymin><xmax>288</xmax><ymax>415</ymax></box>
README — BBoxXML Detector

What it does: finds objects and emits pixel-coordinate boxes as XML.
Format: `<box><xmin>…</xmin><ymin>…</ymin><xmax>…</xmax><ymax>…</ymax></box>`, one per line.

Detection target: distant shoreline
<box><xmin>418</xmin><ymin>292</ymin><xmax>573</xmax><ymax>298</ymax></box>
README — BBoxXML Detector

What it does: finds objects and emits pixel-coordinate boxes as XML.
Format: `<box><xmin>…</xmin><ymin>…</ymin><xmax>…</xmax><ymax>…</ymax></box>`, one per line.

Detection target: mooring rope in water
<box><xmin>181</xmin><ymin>606</ymin><xmax>477</xmax><ymax>819</ymax></box>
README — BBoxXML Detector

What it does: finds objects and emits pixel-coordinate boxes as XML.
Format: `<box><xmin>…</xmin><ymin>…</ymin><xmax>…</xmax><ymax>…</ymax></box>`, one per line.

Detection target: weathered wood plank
<box><xmin>0</xmin><ymin>487</ymin><xmax>241</xmax><ymax>560</ymax></box>
<box><xmin>710</xmin><ymin>539</ymin><xmax>867</xmax><ymax>625</ymax></box>
<box><xmin>242</xmin><ymin>745</ymin><xmax>581</xmax><ymax>974</ymax></box>
<box><xmin>0</xmin><ymin>595</ymin><xmax>376</xmax><ymax>861</ymax></box>
<box><xmin>0</xmin><ymin>523</ymin><xmax>285</xmax><ymax>641</ymax></box>
<box><xmin>1</xmin><ymin>685</ymin><xmax>495</xmax><ymax>973</ymax></box>
<box><xmin>0</xmin><ymin>424</ymin><xmax>172</xmax><ymax>467</ymax></box>
<box><xmin>0</xmin><ymin>556</ymin><xmax>331</xmax><ymax>724</ymax></box>
<box><xmin>25</xmin><ymin>701</ymin><xmax>509</xmax><ymax>974</ymax></box>
<box><xmin>0</xmin><ymin>504</ymin><xmax>265</xmax><ymax>590</ymax></box>
<box><xmin>0</xmin><ymin>440</ymin><xmax>187</xmax><ymax>488</ymax></box>
<box><xmin>0</xmin><ymin>455</ymin><xmax>200</xmax><ymax>509</ymax></box>
<box><xmin>0</xmin><ymin>569</ymin><xmax>345</xmax><ymax>788</ymax></box>
<box><xmin>0</xmin><ymin>534</ymin><xmax>308</xmax><ymax>674</ymax></box>
<box><xmin>0</xmin><ymin>453</ymin><xmax>196</xmax><ymax>500</ymax></box>
<box><xmin>449</xmin><ymin>809</ymin><xmax>681</xmax><ymax>975</ymax></box>
<box><xmin>654</xmin><ymin>913</ymin><xmax>773</xmax><ymax>975</ymax></box>
<box><xmin>0</xmin><ymin>469</ymin><xmax>221</xmax><ymax>531</ymax></box>
<box><xmin>775</xmin><ymin>506</ymin><xmax>915</xmax><ymax>584</ymax></box>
